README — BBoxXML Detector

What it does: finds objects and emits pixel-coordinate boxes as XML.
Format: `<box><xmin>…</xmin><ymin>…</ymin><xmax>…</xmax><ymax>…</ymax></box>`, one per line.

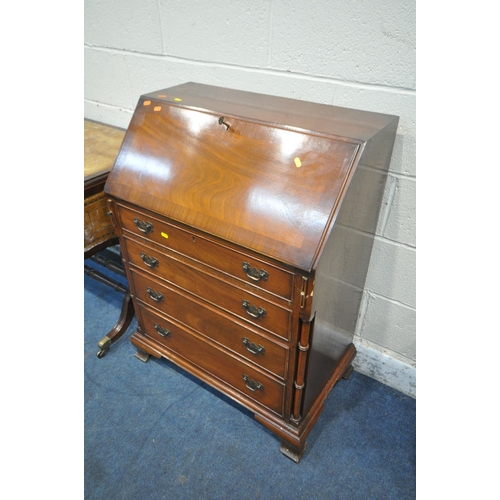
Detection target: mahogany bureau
<box><xmin>104</xmin><ymin>82</ymin><xmax>399</xmax><ymax>462</ymax></box>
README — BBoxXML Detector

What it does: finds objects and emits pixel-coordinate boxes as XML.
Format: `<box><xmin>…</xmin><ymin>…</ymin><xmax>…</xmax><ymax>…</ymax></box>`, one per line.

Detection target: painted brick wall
<box><xmin>84</xmin><ymin>0</ymin><xmax>416</xmax><ymax>396</ymax></box>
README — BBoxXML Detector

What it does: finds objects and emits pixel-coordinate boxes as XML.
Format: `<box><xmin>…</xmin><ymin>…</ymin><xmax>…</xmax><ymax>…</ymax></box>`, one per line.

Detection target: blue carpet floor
<box><xmin>84</xmin><ymin>251</ymin><xmax>416</xmax><ymax>500</ymax></box>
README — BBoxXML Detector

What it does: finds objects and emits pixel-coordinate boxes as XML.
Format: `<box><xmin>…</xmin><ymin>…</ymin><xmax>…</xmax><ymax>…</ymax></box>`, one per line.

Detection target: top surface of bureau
<box><xmin>105</xmin><ymin>83</ymin><xmax>398</xmax><ymax>271</ymax></box>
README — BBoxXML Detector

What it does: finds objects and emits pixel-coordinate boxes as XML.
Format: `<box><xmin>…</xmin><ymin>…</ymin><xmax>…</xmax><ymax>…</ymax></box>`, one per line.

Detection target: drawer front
<box><xmin>117</xmin><ymin>203</ymin><xmax>294</xmax><ymax>300</ymax></box>
<box><xmin>139</xmin><ymin>303</ymin><xmax>285</xmax><ymax>416</ymax></box>
<box><xmin>130</xmin><ymin>268</ymin><xmax>288</xmax><ymax>379</ymax></box>
<box><xmin>126</xmin><ymin>239</ymin><xmax>291</xmax><ymax>340</ymax></box>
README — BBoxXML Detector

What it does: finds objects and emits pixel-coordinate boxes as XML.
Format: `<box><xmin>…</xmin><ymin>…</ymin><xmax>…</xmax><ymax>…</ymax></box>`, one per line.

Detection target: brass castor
<box><xmin>96</xmin><ymin>336</ymin><xmax>111</xmax><ymax>359</ymax></box>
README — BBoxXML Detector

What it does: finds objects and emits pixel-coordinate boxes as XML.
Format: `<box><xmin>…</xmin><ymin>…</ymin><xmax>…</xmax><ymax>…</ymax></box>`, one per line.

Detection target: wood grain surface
<box><xmin>105</xmin><ymin>89</ymin><xmax>367</xmax><ymax>270</ymax></box>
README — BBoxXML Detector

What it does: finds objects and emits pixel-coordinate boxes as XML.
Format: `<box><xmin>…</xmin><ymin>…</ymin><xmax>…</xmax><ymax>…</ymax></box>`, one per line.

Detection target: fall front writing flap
<box><xmin>104</xmin><ymin>84</ymin><xmax>393</xmax><ymax>271</ymax></box>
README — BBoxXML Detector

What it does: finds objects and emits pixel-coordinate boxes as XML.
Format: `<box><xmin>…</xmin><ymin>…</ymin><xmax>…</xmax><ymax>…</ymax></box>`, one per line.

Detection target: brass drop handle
<box><xmin>243</xmin><ymin>374</ymin><xmax>263</xmax><ymax>392</ymax></box>
<box><xmin>134</xmin><ymin>218</ymin><xmax>153</xmax><ymax>234</ymax></box>
<box><xmin>242</xmin><ymin>338</ymin><xmax>265</xmax><ymax>356</ymax></box>
<box><xmin>147</xmin><ymin>287</ymin><xmax>164</xmax><ymax>302</ymax></box>
<box><xmin>218</xmin><ymin>116</ymin><xmax>230</xmax><ymax>130</ymax></box>
<box><xmin>242</xmin><ymin>300</ymin><xmax>266</xmax><ymax>319</ymax></box>
<box><xmin>154</xmin><ymin>323</ymin><xmax>171</xmax><ymax>338</ymax></box>
<box><xmin>140</xmin><ymin>252</ymin><xmax>159</xmax><ymax>268</ymax></box>
<box><xmin>242</xmin><ymin>262</ymin><xmax>268</xmax><ymax>282</ymax></box>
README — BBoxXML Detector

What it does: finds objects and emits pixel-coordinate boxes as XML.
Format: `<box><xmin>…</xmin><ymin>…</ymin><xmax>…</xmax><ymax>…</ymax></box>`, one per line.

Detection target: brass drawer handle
<box><xmin>147</xmin><ymin>287</ymin><xmax>164</xmax><ymax>302</ymax></box>
<box><xmin>243</xmin><ymin>374</ymin><xmax>263</xmax><ymax>392</ymax></box>
<box><xmin>242</xmin><ymin>300</ymin><xmax>266</xmax><ymax>319</ymax></box>
<box><xmin>242</xmin><ymin>262</ymin><xmax>268</xmax><ymax>282</ymax></box>
<box><xmin>134</xmin><ymin>217</ymin><xmax>153</xmax><ymax>234</ymax></box>
<box><xmin>154</xmin><ymin>323</ymin><xmax>171</xmax><ymax>338</ymax></box>
<box><xmin>140</xmin><ymin>252</ymin><xmax>159</xmax><ymax>268</ymax></box>
<box><xmin>242</xmin><ymin>337</ymin><xmax>265</xmax><ymax>356</ymax></box>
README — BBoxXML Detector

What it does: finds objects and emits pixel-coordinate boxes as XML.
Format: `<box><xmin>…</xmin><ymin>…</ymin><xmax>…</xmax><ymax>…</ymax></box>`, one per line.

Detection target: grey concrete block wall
<box><xmin>84</xmin><ymin>0</ymin><xmax>416</xmax><ymax>397</ymax></box>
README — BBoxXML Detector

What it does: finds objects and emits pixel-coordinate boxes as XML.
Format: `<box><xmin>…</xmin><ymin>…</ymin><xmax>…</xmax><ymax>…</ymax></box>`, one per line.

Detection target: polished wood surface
<box><xmin>128</xmin><ymin>265</ymin><xmax>289</xmax><ymax>379</ymax></box>
<box><xmin>126</xmin><ymin>243</ymin><xmax>292</xmax><ymax>340</ymax></box>
<box><xmin>105</xmin><ymin>83</ymin><xmax>399</xmax><ymax>462</ymax></box>
<box><xmin>144</xmin><ymin>82</ymin><xmax>397</xmax><ymax>142</ymax></box>
<box><xmin>116</xmin><ymin>202</ymin><xmax>295</xmax><ymax>300</ymax></box>
<box><xmin>139</xmin><ymin>303</ymin><xmax>286</xmax><ymax>416</ymax></box>
<box><xmin>105</xmin><ymin>88</ymin><xmax>369</xmax><ymax>271</ymax></box>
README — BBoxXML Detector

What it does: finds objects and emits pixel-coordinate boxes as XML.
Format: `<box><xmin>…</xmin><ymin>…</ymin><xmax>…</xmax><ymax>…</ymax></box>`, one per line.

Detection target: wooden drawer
<box><xmin>117</xmin><ymin>203</ymin><xmax>294</xmax><ymax>300</ymax></box>
<box><xmin>126</xmin><ymin>239</ymin><xmax>292</xmax><ymax>340</ymax></box>
<box><xmin>132</xmin><ymin>270</ymin><xmax>289</xmax><ymax>379</ymax></box>
<box><xmin>129</xmin><ymin>268</ymin><xmax>288</xmax><ymax>378</ymax></box>
<box><xmin>139</xmin><ymin>303</ymin><xmax>285</xmax><ymax>416</ymax></box>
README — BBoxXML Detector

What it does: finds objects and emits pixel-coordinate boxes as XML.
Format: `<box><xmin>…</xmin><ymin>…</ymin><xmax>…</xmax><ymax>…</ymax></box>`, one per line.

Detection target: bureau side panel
<box><xmin>302</xmin><ymin>119</ymin><xmax>398</xmax><ymax>415</ymax></box>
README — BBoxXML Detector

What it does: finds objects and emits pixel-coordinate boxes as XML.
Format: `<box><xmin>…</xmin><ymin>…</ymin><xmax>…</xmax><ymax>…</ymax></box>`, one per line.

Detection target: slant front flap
<box><xmin>105</xmin><ymin>97</ymin><xmax>360</xmax><ymax>271</ymax></box>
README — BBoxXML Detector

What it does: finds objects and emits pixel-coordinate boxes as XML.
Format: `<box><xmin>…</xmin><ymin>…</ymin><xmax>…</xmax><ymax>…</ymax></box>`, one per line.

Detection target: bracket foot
<box><xmin>280</xmin><ymin>441</ymin><xmax>307</xmax><ymax>463</ymax></box>
<box><xmin>342</xmin><ymin>364</ymin><xmax>354</xmax><ymax>380</ymax></box>
<box><xmin>134</xmin><ymin>349</ymin><xmax>150</xmax><ymax>363</ymax></box>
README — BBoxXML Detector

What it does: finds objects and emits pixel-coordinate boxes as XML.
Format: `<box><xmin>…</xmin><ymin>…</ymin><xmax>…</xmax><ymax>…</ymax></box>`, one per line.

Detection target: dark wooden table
<box><xmin>84</xmin><ymin>119</ymin><xmax>134</xmax><ymax>358</ymax></box>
